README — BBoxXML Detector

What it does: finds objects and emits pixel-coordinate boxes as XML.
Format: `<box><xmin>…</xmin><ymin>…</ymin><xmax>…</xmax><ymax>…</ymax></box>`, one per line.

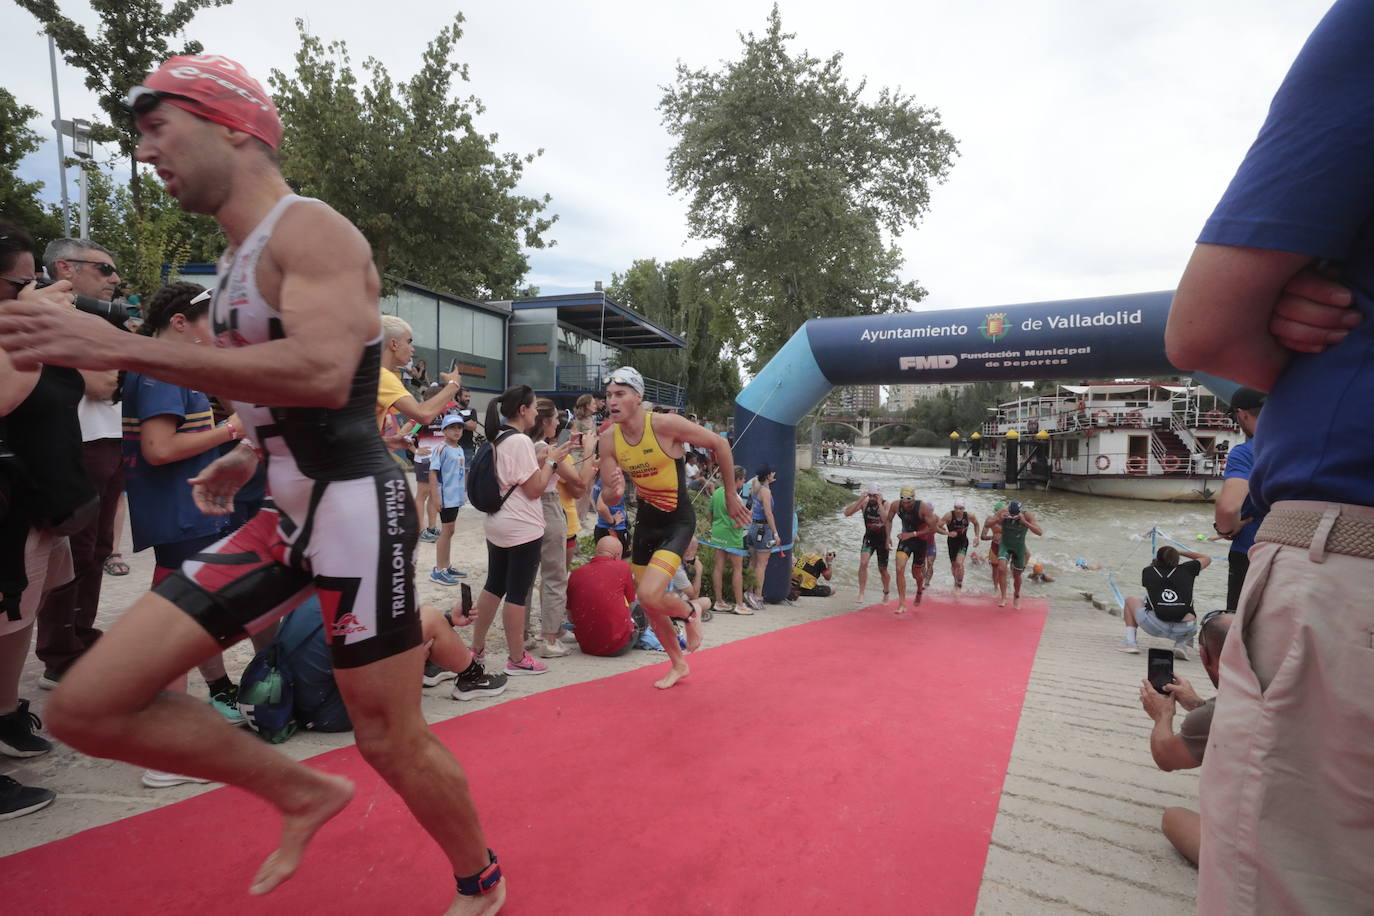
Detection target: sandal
<box><xmin>104</xmin><ymin>554</ymin><xmax>130</xmax><ymax>576</ymax></box>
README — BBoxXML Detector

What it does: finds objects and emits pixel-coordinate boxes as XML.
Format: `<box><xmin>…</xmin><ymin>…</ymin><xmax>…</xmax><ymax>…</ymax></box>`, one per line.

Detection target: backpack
<box><xmin>237</xmin><ymin>597</ymin><xmax>352</xmax><ymax>743</ymax></box>
<box><xmin>466</xmin><ymin>427</ymin><xmax>520</xmax><ymax>513</ymax></box>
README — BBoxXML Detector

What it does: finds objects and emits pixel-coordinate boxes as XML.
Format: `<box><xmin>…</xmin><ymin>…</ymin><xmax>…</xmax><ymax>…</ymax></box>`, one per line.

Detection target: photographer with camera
<box><xmin>0</xmin><ymin>221</ymin><xmax>95</xmax><ymax>818</ymax></box>
<box><xmin>1137</xmin><ymin>609</ymin><xmax>1235</xmax><ymax>865</ymax></box>
<box><xmin>32</xmin><ymin>239</ymin><xmax>129</xmax><ymax>691</ymax></box>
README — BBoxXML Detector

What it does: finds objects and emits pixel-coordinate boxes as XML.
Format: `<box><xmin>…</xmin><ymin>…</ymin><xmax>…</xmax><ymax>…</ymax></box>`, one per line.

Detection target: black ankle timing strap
<box><xmin>455</xmin><ymin>849</ymin><xmax>501</xmax><ymax>896</ymax></box>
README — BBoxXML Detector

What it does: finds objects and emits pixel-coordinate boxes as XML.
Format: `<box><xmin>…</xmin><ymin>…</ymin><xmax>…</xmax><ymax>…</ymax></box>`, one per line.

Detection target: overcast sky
<box><xmin>6</xmin><ymin>0</ymin><xmax>1334</xmax><ymax>315</ymax></box>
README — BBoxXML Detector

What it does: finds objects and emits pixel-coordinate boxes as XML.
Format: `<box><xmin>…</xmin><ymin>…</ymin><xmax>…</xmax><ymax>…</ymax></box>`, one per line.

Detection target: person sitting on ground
<box><xmin>1137</xmin><ymin>609</ymin><xmax>1235</xmax><ymax>866</ymax></box>
<box><xmin>709</xmin><ymin>465</ymin><xmax>750</xmax><ymax>615</ymax></box>
<box><xmin>684</xmin><ymin>452</ymin><xmax>705</xmax><ymax>492</ymax></box>
<box><xmin>566</xmin><ymin>536</ymin><xmax>641</xmax><ymax>656</ymax></box>
<box><xmin>673</xmin><ymin>536</ymin><xmax>704</xmax><ymax>600</ymax></box>
<box><xmin>415</xmin><ymin>602</ymin><xmax>508</xmax><ymax>700</ymax></box>
<box><xmin>1117</xmin><ymin>545</ymin><xmax>1211</xmax><ymax>659</ymax></box>
<box><xmin>791</xmin><ymin>551</ymin><xmax>835</xmax><ymax>597</ymax></box>
<box><xmin>591</xmin><ymin>473</ymin><xmax>629</xmax><ymax>553</ymax></box>
<box><xmin>428</xmin><ymin>415</ymin><xmax>469</xmax><ymax>586</ymax></box>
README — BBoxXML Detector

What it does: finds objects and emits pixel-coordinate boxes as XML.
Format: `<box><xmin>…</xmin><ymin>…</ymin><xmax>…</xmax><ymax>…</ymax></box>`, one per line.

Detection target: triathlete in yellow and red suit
<box><xmin>613</xmin><ymin>411</ymin><xmax>695</xmax><ymax>582</ymax></box>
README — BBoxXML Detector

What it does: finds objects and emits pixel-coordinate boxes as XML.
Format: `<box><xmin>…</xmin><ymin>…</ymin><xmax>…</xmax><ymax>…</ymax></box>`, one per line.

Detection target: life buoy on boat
<box><xmin>1161</xmin><ymin>454</ymin><xmax>1184</xmax><ymax>472</ymax></box>
<box><xmin>1054</xmin><ymin>457</ymin><xmax>1063</xmax><ymax>472</ymax></box>
<box><xmin>1127</xmin><ymin>409</ymin><xmax>1145</xmax><ymax>428</ymax></box>
<box><xmin>1095</xmin><ymin>455</ymin><xmax>1110</xmax><ymax>471</ymax></box>
<box><xmin>1127</xmin><ymin>456</ymin><xmax>1147</xmax><ymax>473</ymax></box>
<box><xmin>1204</xmin><ymin>410</ymin><xmax>1225</xmax><ymax>427</ymax></box>
<box><xmin>1093</xmin><ymin>409</ymin><xmax>1113</xmax><ymax>426</ymax></box>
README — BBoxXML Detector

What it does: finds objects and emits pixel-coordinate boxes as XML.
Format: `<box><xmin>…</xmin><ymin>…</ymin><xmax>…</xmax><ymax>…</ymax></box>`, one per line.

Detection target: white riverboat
<box><xmin>980</xmin><ymin>383</ymin><xmax>1239</xmax><ymax>501</ymax></box>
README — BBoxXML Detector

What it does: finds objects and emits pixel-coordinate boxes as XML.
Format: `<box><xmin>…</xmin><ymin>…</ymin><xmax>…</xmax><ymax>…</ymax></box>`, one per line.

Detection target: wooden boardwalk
<box><xmin>976</xmin><ymin>600</ymin><xmax>1200</xmax><ymax>914</ymax></box>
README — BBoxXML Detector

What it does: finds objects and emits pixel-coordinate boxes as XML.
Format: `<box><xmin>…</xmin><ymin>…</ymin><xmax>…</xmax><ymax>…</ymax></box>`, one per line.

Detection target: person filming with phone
<box><xmin>1137</xmin><ymin>609</ymin><xmax>1235</xmax><ymax>866</ymax></box>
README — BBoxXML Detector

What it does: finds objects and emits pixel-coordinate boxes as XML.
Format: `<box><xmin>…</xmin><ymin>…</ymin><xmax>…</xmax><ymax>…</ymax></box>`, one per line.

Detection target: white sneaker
<box><xmin>1115</xmin><ymin>642</ymin><xmax>1141</xmax><ymax>655</ymax></box>
<box><xmin>537</xmin><ymin>640</ymin><xmax>571</xmax><ymax>658</ymax></box>
<box><xmin>558</xmin><ymin>630</ymin><xmax>579</xmax><ymax>645</ymax></box>
<box><xmin>142</xmin><ymin>770</ymin><xmax>211</xmax><ymax>789</ymax></box>
<box><xmin>1172</xmin><ymin>644</ymin><xmax>1190</xmax><ymax>661</ymax></box>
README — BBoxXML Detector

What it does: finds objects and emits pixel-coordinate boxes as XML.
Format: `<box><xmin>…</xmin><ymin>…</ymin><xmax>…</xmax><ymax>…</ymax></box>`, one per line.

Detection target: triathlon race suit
<box><xmin>894</xmin><ymin>500</ymin><xmax>930</xmax><ymax>560</ymax></box>
<box><xmin>153</xmin><ymin>194</ymin><xmax>421</xmax><ymax>669</ymax></box>
<box><xmin>998</xmin><ymin>515</ymin><xmax>1031</xmax><ymax>571</ymax></box>
<box><xmin>613</xmin><ymin>412</ymin><xmax>694</xmax><ymax>580</ymax></box>
<box><xmin>946</xmin><ymin>511</ymin><xmax>971</xmax><ymax>561</ymax></box>
<box><xmin>859</xmin><ymin>499</ymin><xmax>888</xmax><ymax>569</ymax></box>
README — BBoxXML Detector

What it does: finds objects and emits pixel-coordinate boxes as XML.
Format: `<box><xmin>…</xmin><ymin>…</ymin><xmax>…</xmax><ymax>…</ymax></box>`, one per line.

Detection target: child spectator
<box><xmin>429</xmin><ymin>415</ymin><xmax>468</xmax><ymax>586</ymax></box>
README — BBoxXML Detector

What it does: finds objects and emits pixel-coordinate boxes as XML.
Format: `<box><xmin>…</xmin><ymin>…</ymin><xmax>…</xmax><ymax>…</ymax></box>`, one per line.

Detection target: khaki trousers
<box><xmin>1198</xmin><ymin>501</ymin><xmax>1374</xmax><ymax>915</ymax></box>
<box><xmin>536</xmin><ymin>493</ymin><xmax>569</xmax><ymax>637</ymax></box>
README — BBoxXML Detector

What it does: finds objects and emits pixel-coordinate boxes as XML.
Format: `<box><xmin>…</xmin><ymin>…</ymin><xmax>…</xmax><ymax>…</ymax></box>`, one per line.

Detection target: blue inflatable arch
<box><xmin>729</xmin><ymin>291</ymin><xmax>1236</xmax><ymax>601</ymax></box>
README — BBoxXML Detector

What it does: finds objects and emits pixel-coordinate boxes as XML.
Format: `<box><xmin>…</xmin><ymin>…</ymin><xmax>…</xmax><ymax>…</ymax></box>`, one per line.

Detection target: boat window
<box><xmin>1067</xmin><ymin>439</ymin><xmax>1080</xmax><ymax>460</ymax></box>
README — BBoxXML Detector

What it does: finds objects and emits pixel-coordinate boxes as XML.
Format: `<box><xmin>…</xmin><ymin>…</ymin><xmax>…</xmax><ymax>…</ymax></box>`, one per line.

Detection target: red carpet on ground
<box><xmin>4</xmin><ymin>596</ymin><xmax>1045</xmax><ymax>915</ymax></box>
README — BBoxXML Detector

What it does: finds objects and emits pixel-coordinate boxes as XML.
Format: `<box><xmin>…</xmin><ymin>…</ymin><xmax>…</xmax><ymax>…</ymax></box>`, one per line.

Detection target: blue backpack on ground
<box><xmin>237</xmin><ymin>596</ymin><xmax>352</xmax><ymax>743</ymax></box>
<box><xmin>466</xmin><ymin>427</ymin><xmax>519</xmax><ymax>513</ymax></box>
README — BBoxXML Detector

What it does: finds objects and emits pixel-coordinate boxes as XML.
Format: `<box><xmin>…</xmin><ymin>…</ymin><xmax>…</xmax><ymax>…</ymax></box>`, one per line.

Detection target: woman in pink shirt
<box><xmin>468</xmin><ymin>385</ymin><xmax>572</xmax><ymax>677</ymax></box>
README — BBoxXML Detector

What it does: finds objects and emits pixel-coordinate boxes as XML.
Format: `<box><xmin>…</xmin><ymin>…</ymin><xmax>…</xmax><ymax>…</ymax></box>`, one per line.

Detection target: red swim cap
<box><xmin>134</xmin><ymin>54</ymin><xmax>282</xmax><ymax>150</ymax></box>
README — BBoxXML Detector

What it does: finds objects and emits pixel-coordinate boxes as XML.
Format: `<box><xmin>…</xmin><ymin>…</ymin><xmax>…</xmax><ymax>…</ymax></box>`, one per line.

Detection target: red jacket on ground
<box><xmin>567</xmin><ymin>556</ymin><xmax>636</xmax><ymax>656</ymax></box>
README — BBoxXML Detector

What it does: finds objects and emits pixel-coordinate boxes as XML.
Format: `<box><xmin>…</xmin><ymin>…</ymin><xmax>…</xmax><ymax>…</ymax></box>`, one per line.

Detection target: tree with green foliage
<box><xmin>0</xmin><ymin>88</ymin><xmax>64</xmax><ymax>244</ymax></box>
<box><xmin>659</xmin><ymin>5</ymin><xmax>958</xmax><ymax>372</ymax></box>
<box><xmin>14</xmin><ymin>0</ymin><xmax>233</xmax><ymax>216</ymax></box>
<box><xmin>269</xmin><ymin>16</ymin><xmax>556</xmax><ymax>299</ymax></box>
<box><xmin>49</xmin><ymin>166</ymin><xmax>223</xmax><ymax>296</ymax></box>
<box><xmin>605</xmin><ymin>258</ymin><xmax>742</xmax><ymax>419</ymax></box>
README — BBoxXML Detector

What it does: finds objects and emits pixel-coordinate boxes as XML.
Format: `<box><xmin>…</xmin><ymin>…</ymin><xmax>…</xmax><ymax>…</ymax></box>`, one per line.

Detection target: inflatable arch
<box><xmin>729</xmin><ymin>290</ymin><xmax>1237</xmax><ymax>601</ymax></box>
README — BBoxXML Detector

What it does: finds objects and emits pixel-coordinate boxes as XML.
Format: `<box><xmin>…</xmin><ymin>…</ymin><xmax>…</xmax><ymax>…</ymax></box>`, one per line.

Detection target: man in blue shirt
<box><xmin>1165</xmin><ymin>3</ymin><xmax>1374</xmax><ymax>911</ymax></box>
<box><xmin>1211</xmin><ymin>388</ymin><xmax>1264</xmax><ymax>610</ymax></box>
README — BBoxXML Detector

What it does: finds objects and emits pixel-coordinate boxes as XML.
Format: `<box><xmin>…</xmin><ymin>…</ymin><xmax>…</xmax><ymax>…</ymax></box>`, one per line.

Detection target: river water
<box><xmin>800</xmin><ymin>446</ymin><xmax>1229</xmax><ymax>612</ymax></box>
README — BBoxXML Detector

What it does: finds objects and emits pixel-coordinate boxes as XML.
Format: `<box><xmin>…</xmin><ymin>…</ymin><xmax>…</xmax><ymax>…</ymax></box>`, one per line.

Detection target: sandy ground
<box><xmin>4</xmin><ymin>492</ymin><xmax>1204</xmax><ymax>914</ymax></box>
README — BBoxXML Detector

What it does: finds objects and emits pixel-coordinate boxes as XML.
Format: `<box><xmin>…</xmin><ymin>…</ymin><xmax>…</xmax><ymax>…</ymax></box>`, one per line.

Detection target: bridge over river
<box><xmin>812</xmin><ymin>447</ymin><xmax>1003</xmax><ymax>485</ymax></box>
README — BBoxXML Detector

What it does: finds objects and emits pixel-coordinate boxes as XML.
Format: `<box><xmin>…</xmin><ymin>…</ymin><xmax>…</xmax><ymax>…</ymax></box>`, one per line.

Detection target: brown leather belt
<box><xmin>1256</xmin><ymin>505</ymin><xmax>1374</xmax><ymax>562</ymax></box>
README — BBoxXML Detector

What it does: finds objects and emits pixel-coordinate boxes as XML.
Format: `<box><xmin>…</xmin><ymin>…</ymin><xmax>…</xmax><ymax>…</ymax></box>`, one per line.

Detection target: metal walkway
<box><xmin>817</xmin><ymin>450</ymin><xmax>1003</xmax><ymax>484</ymax></box>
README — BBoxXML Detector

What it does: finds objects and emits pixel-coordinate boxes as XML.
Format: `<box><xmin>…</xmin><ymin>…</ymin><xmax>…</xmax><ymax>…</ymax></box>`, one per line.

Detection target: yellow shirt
<box><xmin>558</xmin><ymin>455</ymin><xmax>581</xmax><ymax>538</ymax></box>
<box><xmin>612</xmin><ymin>412</ymin><xmax>682</xmax><ymax>512</ymax></box>
<box><xmin>376</xmin><ymin>367</ymin><xmax>410</xmax><ymax>432</ymax></box>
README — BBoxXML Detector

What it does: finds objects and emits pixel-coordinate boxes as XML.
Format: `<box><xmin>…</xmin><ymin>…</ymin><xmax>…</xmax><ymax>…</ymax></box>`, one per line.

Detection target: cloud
<box><xmin>4</xmin><ymin>0</ymin><xmax>1334</xmax><ymax>314</ymax></box>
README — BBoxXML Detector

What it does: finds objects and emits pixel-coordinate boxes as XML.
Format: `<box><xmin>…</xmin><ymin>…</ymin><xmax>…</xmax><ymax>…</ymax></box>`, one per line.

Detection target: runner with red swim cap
<box><xmin>0</xmin><ymin>54</ymin><xmax>504</xmax><ymax>915</ymax></box>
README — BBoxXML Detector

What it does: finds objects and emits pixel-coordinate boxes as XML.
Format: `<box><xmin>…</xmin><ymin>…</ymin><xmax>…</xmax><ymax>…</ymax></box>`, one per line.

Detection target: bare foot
<box><xmin>998</xmin><ymin>596</ymin><xmax>1007</xmax><ymax>607</ymax></box>
<box><xmin>1013</xmin><ymin>596</ymin><xmax>1021</xmax><ymax>609</ymax></box>
<box><xmin>251</xmin><ymin>772</ymin><xmax>354</xmax><ymax>896</ymax></box>
<box><xmin>685</xmin><ymin>601</ymin><xmax>706</xmax><ymax>652</ymax></box>
<box><xmin>444</xmin><ymin>880</ymin><xmax>507</xmax><ymax>915</ymax></box>
<box><xmin>654</xmin><ymin>661</ymin><xmax>690</xmax><ymax>689</ymax></box>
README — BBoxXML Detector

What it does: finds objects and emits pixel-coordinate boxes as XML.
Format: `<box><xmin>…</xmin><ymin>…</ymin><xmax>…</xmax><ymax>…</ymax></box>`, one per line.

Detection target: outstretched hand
<box><xmin>189</xmin><ymin>444</ymin><xmax>259</xmax><ymax>515</ymax></box>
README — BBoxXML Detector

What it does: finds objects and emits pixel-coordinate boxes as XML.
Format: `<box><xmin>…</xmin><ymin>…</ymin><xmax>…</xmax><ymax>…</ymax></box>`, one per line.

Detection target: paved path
<box><xmin>8</xmin><ymin>510</ymin><xmax>1205</xmax><ymax>913</ymax></box>
<box><xmin>976</xmin><ymin>601</ymin><xmax>1201</xmax><ymax>914</ymax></box>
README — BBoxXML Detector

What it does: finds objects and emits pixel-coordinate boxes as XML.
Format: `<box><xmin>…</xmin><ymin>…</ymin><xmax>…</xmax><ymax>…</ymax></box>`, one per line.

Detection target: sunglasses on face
<box><xmin>1</xmin><ymin>275</ymin><xmax>36</xmax><ymax>289</ymax></box>
<box><xmin>63</xmin><ymin>258</ymin><xmax>119</xmax><ymax>276</ymax></box>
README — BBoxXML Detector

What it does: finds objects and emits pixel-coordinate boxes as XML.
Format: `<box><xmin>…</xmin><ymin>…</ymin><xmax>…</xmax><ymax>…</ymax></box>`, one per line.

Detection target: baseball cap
<box><xmin>1007</xmin><ymin>500</ymin><xmax>1022</xmax><ymax>516</ymax></box>
<box><xmin>1228</xmin><ymin>387</ymin><xmax>1266</xmax><ymax>411</ymax></box>
<box><xmin>603</xmin><ymin>366</ymin><xmax>644</xmax><ymax>396</ymax></box>
<box><xmin>441</xmin><ymin>414</ymin><xmax>465</xmax><ymax>430</ymax></box>
<box><xmin>900</xmin><ymin>485</ymin><xmax>915</xmax><ymax>499</ymax></box>
<box><xmin>128</xmin><ymin>54</ymin><xmax>283</xmax><ymax>150</ymax></box>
